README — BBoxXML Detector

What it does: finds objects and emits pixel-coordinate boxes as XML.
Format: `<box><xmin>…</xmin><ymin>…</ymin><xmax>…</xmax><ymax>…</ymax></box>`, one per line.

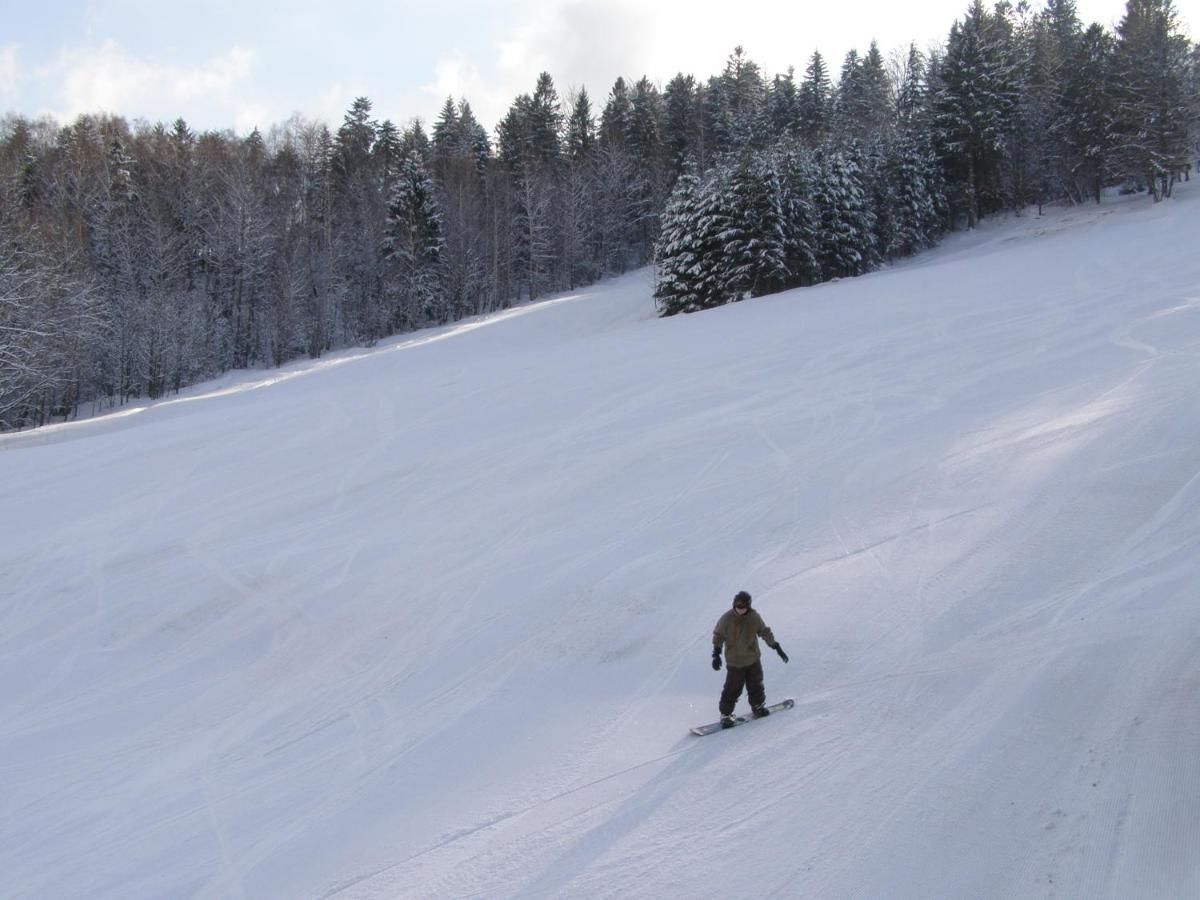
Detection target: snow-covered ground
<box><xmin>3</xmin><ymin>185</ymin><xmax>1200</xmax><ymax>900</ymax></box>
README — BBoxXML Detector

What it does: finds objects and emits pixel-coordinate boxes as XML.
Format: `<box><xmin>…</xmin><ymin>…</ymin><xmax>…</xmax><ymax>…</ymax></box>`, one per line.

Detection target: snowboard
<box><xmin>690</xmin><ymin>698</ymin><xmax>795</xmax><ymax>736</ymax></box>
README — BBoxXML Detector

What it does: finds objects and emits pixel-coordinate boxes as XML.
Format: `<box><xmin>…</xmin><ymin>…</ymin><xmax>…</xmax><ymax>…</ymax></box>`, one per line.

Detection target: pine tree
<box><xmin>663</xmin><ymin>74</ymin><xmax>702</xmax><ymax>176</ymax></box>
<box><xmin>497</xmin><ymin>77</ymin><xmax>564</xmax><ymax>299</ymax></box>
<box><xmin>881</xmin><ymin>135</ymin><xmax>946</xmax><ymax>258</ymax></box>
<box><xmin>374</xmin><ymin>119</ymin><xmax>402</xmax><ymax>179</ymax></box>
<box><xmin>722</xmin><ymin>154</ymin><xmax>789</xmax><ymax>299</ymax></box>
<box><xmin>934</xmin><ymin>0</ymin><xmax>1021</xmax><ymax>226</ymax></box>
<box><xmin>1110</xmin><ymin>0</ymin><xmax>1192</xmax><ymax>199</ymax></box>
<box><xmin>429</xmin><ymin>99</ymin><xmax>491</xmax><ymax>319</ymax></box>
<box><xmin>768</xmin><ymin>68</ymin><xmax>801</xmax><ymax>141</ymax></box>
<box><xmin>892</xmin><ymin>43</ymin><xmax>930</xmax><ymax>133</ymax></box>
<box><xmin>813</xmin><ymin>146</ymin><xmax>877</xmax><ymax>278</ymax></box>
<box><xmin>595</xmin><ymin>77</ymin><xmax>646</xmax><ymax>276</ymax></box>
<box><xmin>529</xmin><ymin>73</ymin><xmax>564</xmax><ymax>167</ymax></box>
<box><xmin>600</xmin><ymin>78</ymin><xmax>633</xmax><ymax>150</ymax></box>
<box><xmin>1010</xmin><ymin>7</ymin><xmax>1055</xmax><ymax>211</ymax></box>
<box><xmin>383</xmin><ymin>148</ymin><xmax>445</xmax><ymax>327</ymax></box>
<box><xmin>330</xmin><ymin>97</ymin><xmax>385</xmax><ymax>343</ymax></box>
<box><xmin>689</xmin><ymin>167</ymin><xmax>738</xmax><ymax>308</ymax></box>
<box><xmin>627</xmin><ymin>77</ymin><xmax>666</xmax><ymax>257</ymax></box>
<box><xmin>432</xmin><ymin>97</ymin><xmax>460</xmax><ymax>162</ymax></box>
<box><xmin>1060</xmin><ymin>24</ymin><xmax>1116</xmax><ymax>202</ymax></box>
<box><xmin>774</xmin><ymin>143</ymin><xmax>822</xmax><ymax>287</ymax></box>
<box><xmin>565</xmin><ymin>88</ymin><xmax>596</xmax><ymax>162</ymax></box>
<box><xmin>798</xmin><ymin>52</ymin><xmax>833</xmax><ymax>144</ymax></box>
<box><xmin>462</xmin><ymin>102</ymin><xmax>491</xmax><ymax>168</ymax></box>
<box><xmin>653</xmin><ymin>165</ymin><xmax>705</xmax><ymax>315</ymax></box>
<box><xmin>860</xmin><ymin>42</ymin><xmax>894</xmax><ymax>138</ymax></box>
<box><xmin>700</xmin><ymin>74</ymin><xmax>733</xmax><ymax>158</ymax></box>
<box><xmin>835</xmin><ymin>49</ymin><xmax>865</xmax><ymax>137</ymax></box>
<box><xmin>593</xmin><ymin>145</ymin><xmax>638</xmax><ymax>276</ymax></box>
<box><xmin>722</xmin><ymin>46</ymin><xmax>767</xmax><ymax>151</ymax></box>
<box><xmin>563</xmin><ymin>88</ymin><xmax>599</xmax><ymax>288</ymax></box>
<box><xmin>93</xmin><ymin>135</ymin><xmax>143</xmax><ymax>402</ymax></box>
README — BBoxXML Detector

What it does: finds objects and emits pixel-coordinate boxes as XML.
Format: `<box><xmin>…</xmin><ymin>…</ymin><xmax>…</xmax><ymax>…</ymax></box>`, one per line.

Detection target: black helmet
<box><xmin>733</xmin><ymin>591</ymin><xmax>752</xmax><ymax>610</ymax></box>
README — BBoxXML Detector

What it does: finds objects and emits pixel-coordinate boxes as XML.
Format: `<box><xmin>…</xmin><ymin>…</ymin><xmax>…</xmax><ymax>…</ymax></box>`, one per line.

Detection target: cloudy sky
<box><xmin>0</xmin><ymin>0</ymin><xmax>1189</xmax><ymax>136</ymax></box>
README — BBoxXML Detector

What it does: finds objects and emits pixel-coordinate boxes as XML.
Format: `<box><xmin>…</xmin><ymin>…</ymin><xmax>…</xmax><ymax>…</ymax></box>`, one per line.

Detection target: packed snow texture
<box><xmin>3</xmin><ymin>185</ymin><xmax>1200</xmax><ymax>899</ymax></box>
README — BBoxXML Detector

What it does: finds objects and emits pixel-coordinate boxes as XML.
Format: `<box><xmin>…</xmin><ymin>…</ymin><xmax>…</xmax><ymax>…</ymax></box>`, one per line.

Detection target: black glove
<box><xmin>774</xmin><ymin>644</ymin><xmax>789</xmax><ymax>664</ymax></box>
<box><xmin>712</xmin><ymin>648</ymin><xmax>722</xmax><ymax>671</ymax></box>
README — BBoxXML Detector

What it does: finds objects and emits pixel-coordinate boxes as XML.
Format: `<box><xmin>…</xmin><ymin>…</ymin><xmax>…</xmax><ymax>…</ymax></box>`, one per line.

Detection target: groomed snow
<box><xmin>3</xmin><ymin>184</ymin><xmax>1199</xmax><ymax>899</ymax></box>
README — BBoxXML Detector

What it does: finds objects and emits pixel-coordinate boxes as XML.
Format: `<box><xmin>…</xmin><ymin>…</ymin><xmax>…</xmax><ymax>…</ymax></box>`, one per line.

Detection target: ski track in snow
<box><xmin>3</xmin><ymin>186</ymin><xmax>1200</xmax><ymax>899</ymax></box>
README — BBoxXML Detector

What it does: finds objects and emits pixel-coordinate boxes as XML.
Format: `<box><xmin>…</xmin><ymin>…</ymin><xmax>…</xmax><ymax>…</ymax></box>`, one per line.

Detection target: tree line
<box><xmin>1</xmin><ymin>0</ymin><xmax>1196</xmax><ymax>429</ymax></box>
<box><xmin>655</xmin><ymin>0</ymin><xmax>1197</xmax><ymax>313</ymax></box>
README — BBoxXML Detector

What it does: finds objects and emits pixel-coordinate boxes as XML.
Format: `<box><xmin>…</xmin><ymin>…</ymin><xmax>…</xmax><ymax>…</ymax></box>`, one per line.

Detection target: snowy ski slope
<box><xmin>2</xmin><ymin>184</ymin><xmax>1199</xmax><ymax>899</ymax></box>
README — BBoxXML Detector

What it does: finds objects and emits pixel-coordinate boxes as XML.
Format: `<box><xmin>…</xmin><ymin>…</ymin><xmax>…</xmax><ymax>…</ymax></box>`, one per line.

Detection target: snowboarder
<box><xmin>712</xmin><ymin>590</ymin><xmax>788</xmax><ymax>728</ymax></box>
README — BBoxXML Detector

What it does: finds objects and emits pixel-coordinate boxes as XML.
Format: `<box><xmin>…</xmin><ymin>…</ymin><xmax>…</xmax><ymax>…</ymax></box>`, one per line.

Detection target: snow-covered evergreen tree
<box><xmin>663</xmin><ymin>74</ymin><xmax>702</xmax><ymax>176</ymax></box>
<box><xmin>653</xmin><ymin>166</ymin><xmax>705</xmax><ymax>316</ymax></box>
<box><xmin>798</xmin><ymin>52</ymin><xmax>833</xmax><ymax>144</ymax></box>
<box><xmin>768</xmin><ymin>68</ymin><xmax>801</xmax><ymax>142</ymax></box>
<box><xmin>891</xmin><ymin>43</ymin><xmax>930</xmax><ymax>133</ymax></box>
<box><xmin>813</xmin><ymin>146</ymin><xmax>877</xmax><ymax>278</ymax></box>
<box><xmin>562</xmin><ymin>88</ymin><xmax>599</xmax><ymax>289</ymax></box>
<box><xmin>722</xmin><ymin>47</ymin><xmax>768</xmax><ymax>152</ymax></box>
<box><xmin>880</xmin><ymin>135</ymin><xmax>946</xmax><ymax>259</ymax></box>
<box><xmin>934</xmin><ymin>0</ymin><xmax>1021</xmax><ymax>226</ymax></box>
<box><xmin>1060</xmin><ymin>24</ymin><xmax>1116</xmax><ymax>202</ymax></box>
<box><xmin>654</xmin><ymin>163</ymin><xmax>738</xmax><ymax>314</ymax></box>
<box><xmin>600</xmin><ymin>78</ymin><xmax>633</xmax><ymax>151</ymax></box>
<box><xmin>383</xmin><ymin>148</ymin><xmax>445</xmax><ymax>327</ymax></box>
<box><xmin>627</xmin><ymin>77</ymin><xmax>666</xmax><ymax>254</ymax></box>
<box><xmin>1110</xmin><ymin>0</ymin><xmax>1192</xmax><ymax>199</ymax></box>
<box><xmin>565</xmin><ymin>89</ymin><xmax>596</xmax><ymax>162</ymax></box>
<box><xmin>774</xmin><ymin>143</ymin><xmax>822</xmax><ymax>287</ymax></box>
<box><xmin>722</xmin><ymin>154</ymin><xmax>789</xmax><ymax>299</ymax></box>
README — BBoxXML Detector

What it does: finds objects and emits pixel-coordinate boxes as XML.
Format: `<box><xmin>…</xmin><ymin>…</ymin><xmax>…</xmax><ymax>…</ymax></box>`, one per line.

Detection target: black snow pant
<box><xmin>720</xmin><ymin>660</ymin><xmax>765</xmax><ymax>715</ymax></box>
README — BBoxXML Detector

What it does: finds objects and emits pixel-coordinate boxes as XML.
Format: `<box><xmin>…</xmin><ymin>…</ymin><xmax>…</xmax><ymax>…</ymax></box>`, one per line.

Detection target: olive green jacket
<box><xmin>713</xmin><ymin>609</ymin><xmax>777</xmax><ymax>668</ymax></box>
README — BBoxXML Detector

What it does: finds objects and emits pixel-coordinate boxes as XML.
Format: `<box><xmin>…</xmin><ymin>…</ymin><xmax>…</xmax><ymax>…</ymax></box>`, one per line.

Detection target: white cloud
<box><xmin>421</xmin><ymin>51</ymin><xmax>519</xmax><ymax>129</ymax></box>
<box><xmin>0</xmin><ymin>44</ymin><xmax>17</xmax><ymax>107</ymax></box>
<box><xmin>234</xmin><ymin>103</ymin><xmax>270</xmax><ymax>135</ymax></box>
<box><xmin>423</xmin><ymin>1</ymin><xmax>654</xmax><ymax>129</ymax></box>
<box><xmin>312</xmin><ymin>83</ymin><xmax>370</xmax><ymax>130</ymax></box>
<box><xmin>44</xmin><ymin>41</ymin><xmax>255</xmax><ymax>123</ymax></box>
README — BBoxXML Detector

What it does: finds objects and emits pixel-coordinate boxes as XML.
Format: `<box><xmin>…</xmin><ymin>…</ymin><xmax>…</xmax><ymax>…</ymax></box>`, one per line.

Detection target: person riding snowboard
<box><xmin>712</xmin><ymin>590</ymin><xmax>788</xmax><ymax>728</ymax></box>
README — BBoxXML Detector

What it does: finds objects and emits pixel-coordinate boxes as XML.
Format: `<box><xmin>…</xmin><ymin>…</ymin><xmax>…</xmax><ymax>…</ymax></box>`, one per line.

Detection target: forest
<box><xmin>0</xmin><ymin>0</ymin><xmax>1195</xmax><ymax>430</ymax></box>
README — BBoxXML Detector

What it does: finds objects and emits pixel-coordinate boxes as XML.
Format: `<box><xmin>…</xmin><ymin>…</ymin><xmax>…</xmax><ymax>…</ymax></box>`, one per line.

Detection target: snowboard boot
<box><xmin>720</xmin><ymin>714</ymin><xmax>736</xmax><ymax>729</ymax></box>
<box><xmin>752</xmin><ymin>705</ymin><xmax>770</xmax><ymax>718</ymax></box>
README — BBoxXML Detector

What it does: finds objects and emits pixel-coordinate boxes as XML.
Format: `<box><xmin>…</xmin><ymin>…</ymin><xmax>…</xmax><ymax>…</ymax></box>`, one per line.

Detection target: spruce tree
<box><xmin>768</xmin><ymin>68</ymin><xmax>801</xmax><ymax>141</ymax></box>
<box><xmin>883</xmin><ymin>135</ymin><xmax>945</xmax><ymax>258</ymax></box>
<box><xmin>1061</xmin><ymin>24</ymin><xmax>1116</xmax><ymax>201</ymax></box>
<box><xmin>565</xmin><ymin>88</ymin><xmax>596</xmax><ymax>162</ymax></box>
<box><xmin>653</xmin><ymin>166</ymin><xmax>705</xmax><ymax>315</ymax></box>
<box><xmin>1110</xmin><ymin>0</ymin><xmax>1191</xmax><ymax>199</ymax></box>
<box><xmin>813</xmin><ymin>146</ymin><xmax>877</xmax><ymax>278</ymax></box>
<box><xmin>663</xmin><ymin>74</ymin><xmax>702</xmax><ymax>176</ymax></box>
<box><xmin>722</xmin><ymin>46</ymin><xmax>768</xmax><ymax>151</ymax></box>
<box><xmin>799</xmin><ymin>52</ymin><xmax>833</xmax><ymax>144</ymax></box>
<box><xmin>563</xmin><ymin>88</ymin><xmax>599</xmax><ymax>289</ymax></box>
<box><xmin>600</xmin><ymin>78</ymin><xmax>633</xmax><ymax>150</ymax></box>
<box><xmin>774</xmin><ymin>143</ymin><xmax>822</xmax><ymax>287</ymax></box>
<box><xmin>723</xmin><ymin>153</ymin><xmax>789</xmax><ymax>299</ymax></box>
<box><xmin>934</xmin><ymin>0</ymin><xmax>1021</xmax><ymax>226</ymax></box>
<box><xmin>893</xmin><ymin>44</ymin><xmax>930</xmax><ymax>133</ymax></box>
<box><xmin>383</xmin><ymin>148</ymin><xmax>445</xmax><ymax>327</ymax></box>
